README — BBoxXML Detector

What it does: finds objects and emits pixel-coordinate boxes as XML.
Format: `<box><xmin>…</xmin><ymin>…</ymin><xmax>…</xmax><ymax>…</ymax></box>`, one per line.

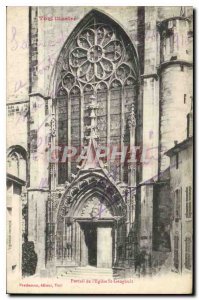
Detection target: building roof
<box><xmin>165</xmin><ymin>136</ymin><xmax>193</xmax><ymax>157</ymax></box>
<box><xmin>7</xmin><ymin>173</ymin><xmax>26</xmax><ymax>186</ymax></box>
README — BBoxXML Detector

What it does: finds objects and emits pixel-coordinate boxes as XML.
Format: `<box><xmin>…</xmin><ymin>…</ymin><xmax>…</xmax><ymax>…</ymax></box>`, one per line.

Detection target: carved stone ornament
<box><xmin>51</xmin><ymin>116</ymin><xmax>56</xmax><ymax>137</ymax></box>
<box><xmin>56</xmin><ymin>20</ymin><xmax>139</xmax><ymax>93</ymax></box>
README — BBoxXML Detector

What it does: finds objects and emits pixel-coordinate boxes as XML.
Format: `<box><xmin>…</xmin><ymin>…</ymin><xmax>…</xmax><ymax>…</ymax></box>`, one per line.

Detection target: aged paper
<box><xmin>6</xmin><ymin>6</ymin><xmax>193</xmax><ymax>294</ymax></box>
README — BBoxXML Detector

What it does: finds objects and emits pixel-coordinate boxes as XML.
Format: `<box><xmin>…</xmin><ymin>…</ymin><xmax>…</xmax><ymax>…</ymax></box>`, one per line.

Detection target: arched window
<box><xmin>7</xmin><ymin>146</ymin><xmax>27</xmax><ymax>181</ymax></box>
<box><xmin>54</xmin><ymin>10</ymin><xmax>139</xmax><ymax>184</ymax></box>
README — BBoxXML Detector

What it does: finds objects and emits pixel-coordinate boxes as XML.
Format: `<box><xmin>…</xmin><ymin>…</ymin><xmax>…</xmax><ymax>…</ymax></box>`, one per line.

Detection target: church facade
<box><xmin>6</xmin><ymin>6</ymin><xmax>193</xmax><ymax>278</ymax></box>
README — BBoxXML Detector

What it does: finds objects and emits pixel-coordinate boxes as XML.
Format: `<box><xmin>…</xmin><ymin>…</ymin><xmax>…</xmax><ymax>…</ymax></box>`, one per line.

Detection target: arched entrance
<box><xmin>55</xmin><ymin>171</ymin><xmax>126</xmax><ymax>270</ymax></box>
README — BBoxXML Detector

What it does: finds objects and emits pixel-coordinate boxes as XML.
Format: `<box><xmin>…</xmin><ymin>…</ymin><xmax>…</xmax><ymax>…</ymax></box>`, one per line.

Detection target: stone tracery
<box><xmin>55</xmin><ymin>14</ymin><xmax>139</xmax><ymax>185</ymax></box>
<box><xmin>56</xmin><ymin>21</ymin><xmax>139</xmax><ymax>91</ymax></box>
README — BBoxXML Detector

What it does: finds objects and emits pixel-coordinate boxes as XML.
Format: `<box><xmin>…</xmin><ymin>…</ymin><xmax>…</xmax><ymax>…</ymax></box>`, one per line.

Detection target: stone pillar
<box><xmin>142</xmin><ymin>7</ymin><xmax>160</xmax><ymax>182</ymax></box>
<box><xmin>29</xmin><ymin>94</ymin><xmax>49</xmax><ymax>188</ymax></box>
<box><xmin>28</xmin><ymin>92</ymin><xmax>50</xmax><ymax>275</ymax></box>
<box><xmin>75</xmin><ymin>221</ymin><xmax>81</xmax><ymax>265</ymax></box>
<box><xmin>80</xmin><ymin>229</ymin><xmax>88</xmax><ymax>266</ymax></box>
<box><xmin>139</xmin><ymin>184</ymin><xmax>154</xmax><ymax>274</ymax></box>
<box><xmin>136</xmin><ymin>8</ymin><xmax>159</xmax><ymax>273</ymax></box>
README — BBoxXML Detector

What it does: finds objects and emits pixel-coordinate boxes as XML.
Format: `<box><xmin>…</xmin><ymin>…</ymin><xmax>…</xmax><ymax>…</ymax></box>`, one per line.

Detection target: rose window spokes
<box><xmin>70</xmin><ymin>48</ymin><xmax>87</xmax><ymax>68</ymax></box>
<box><xmin>77</xmin><ymin>29</ymin><xmax>95</xmax><ymax>49</ymax></box>
<box><xmin>104</xmin><ymin>41</ymin><xmax>122</xmax><ymax>61</ymax></box>
<box><xmin>69</xmin><ymin>25</ymin><xmax>124</xmax><ymax>83</ymax></box>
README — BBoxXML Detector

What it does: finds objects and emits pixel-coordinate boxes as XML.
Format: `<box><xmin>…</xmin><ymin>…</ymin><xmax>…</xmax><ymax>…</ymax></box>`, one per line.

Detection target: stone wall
<box><xmin>169</xmin><ymin>142</ymin><xmax>193</xmax><ymax>273</ymax></box>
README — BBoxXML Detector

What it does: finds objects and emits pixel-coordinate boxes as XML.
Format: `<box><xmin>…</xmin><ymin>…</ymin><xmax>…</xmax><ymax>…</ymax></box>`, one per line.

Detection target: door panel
<box><xmin>97</xmin><ymin>227</ymin><xmax>112</xmax><ymax>268</ymax></box>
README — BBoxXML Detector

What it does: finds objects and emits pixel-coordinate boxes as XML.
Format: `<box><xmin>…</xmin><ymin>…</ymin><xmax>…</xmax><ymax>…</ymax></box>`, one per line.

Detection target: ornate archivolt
<box><xmin>56</xmin><ymin>171</ymin><xmax>126</xmax><ymax>226</ymax></box>
<box><xmin>45</xmin><ymin>170</ymin><xmax>127</xmax><ymax>263</ymax></box>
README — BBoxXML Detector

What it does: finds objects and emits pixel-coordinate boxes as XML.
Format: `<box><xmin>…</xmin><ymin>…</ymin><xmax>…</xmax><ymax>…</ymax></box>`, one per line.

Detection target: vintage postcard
<box><xmin>6</xmin><ymin>6</ymin><xmax>193</xmax><ymax>294</ymax></box>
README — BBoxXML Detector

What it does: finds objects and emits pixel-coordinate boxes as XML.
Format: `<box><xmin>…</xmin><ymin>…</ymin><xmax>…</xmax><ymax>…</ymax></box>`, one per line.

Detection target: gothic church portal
<box><xmin>6</xmin><ymin>7</ymin><xmax>193</xmax><ymax>278</ymax></box>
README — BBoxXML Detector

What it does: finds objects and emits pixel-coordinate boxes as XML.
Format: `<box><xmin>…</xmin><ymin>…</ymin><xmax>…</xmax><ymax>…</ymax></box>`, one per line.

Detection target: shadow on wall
<box><xmin>22</xmin><ymin>234</ymin><xmax>37</xmax><ymax>277</ymax></box>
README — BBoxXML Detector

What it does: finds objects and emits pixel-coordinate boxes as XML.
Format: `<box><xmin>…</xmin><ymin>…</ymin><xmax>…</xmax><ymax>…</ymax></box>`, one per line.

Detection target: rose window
<box><xmin>68</xmin><ymin>25</ymin><xmax>123</xmax><ymax>83</ymax></box>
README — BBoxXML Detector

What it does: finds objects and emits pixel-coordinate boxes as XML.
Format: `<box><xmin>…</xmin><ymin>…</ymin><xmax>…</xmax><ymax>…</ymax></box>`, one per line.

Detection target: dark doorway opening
<box><xmin>84</xmin><ymin>224</ymin><xmax>97</xmax><ymax>266</ymax></box>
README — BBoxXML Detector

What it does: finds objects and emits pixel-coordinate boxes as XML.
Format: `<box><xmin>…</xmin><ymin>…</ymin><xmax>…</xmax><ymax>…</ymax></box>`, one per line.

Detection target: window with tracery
<box><xmin>7</xmin><ymin>147</ymin><xmax>27</xmax><ymax>181</ymax></box>
<box><xmin>55</xmin><ymin>13</ymin><xmax>139</xmax><ymax>184</ymax></box>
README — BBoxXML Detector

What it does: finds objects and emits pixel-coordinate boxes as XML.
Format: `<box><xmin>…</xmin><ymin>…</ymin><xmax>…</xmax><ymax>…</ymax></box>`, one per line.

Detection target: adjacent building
<box><xmin>166</xmin><ymin>106</ymin><xmax>193</xmax><ymax>274</ymax></box>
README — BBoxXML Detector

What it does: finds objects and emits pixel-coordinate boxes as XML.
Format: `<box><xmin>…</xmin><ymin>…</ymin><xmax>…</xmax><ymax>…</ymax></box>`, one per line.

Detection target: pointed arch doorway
<box><xmin>55</xmin><ymin>170</ymin><xmax>126</xmax><ymax>270</ymax></box>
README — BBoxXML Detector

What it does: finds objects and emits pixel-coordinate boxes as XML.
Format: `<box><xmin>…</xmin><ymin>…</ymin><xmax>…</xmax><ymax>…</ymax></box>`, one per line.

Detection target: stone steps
<box><xmin>58</xmin><ymin>266</ymin><xmax>113</xmax><ymax>279</ymax></box>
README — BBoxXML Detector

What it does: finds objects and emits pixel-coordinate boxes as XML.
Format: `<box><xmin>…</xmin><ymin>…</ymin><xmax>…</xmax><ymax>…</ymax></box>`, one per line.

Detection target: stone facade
<box><xmin>6</xmin><ymin>6</ymin><xmax>193</xmax><ymax>278</ymax></box>
<box><xmin>166</xmin><ymin>135</ymin><xmax>193</xmax><ymax>274</ymax></box>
